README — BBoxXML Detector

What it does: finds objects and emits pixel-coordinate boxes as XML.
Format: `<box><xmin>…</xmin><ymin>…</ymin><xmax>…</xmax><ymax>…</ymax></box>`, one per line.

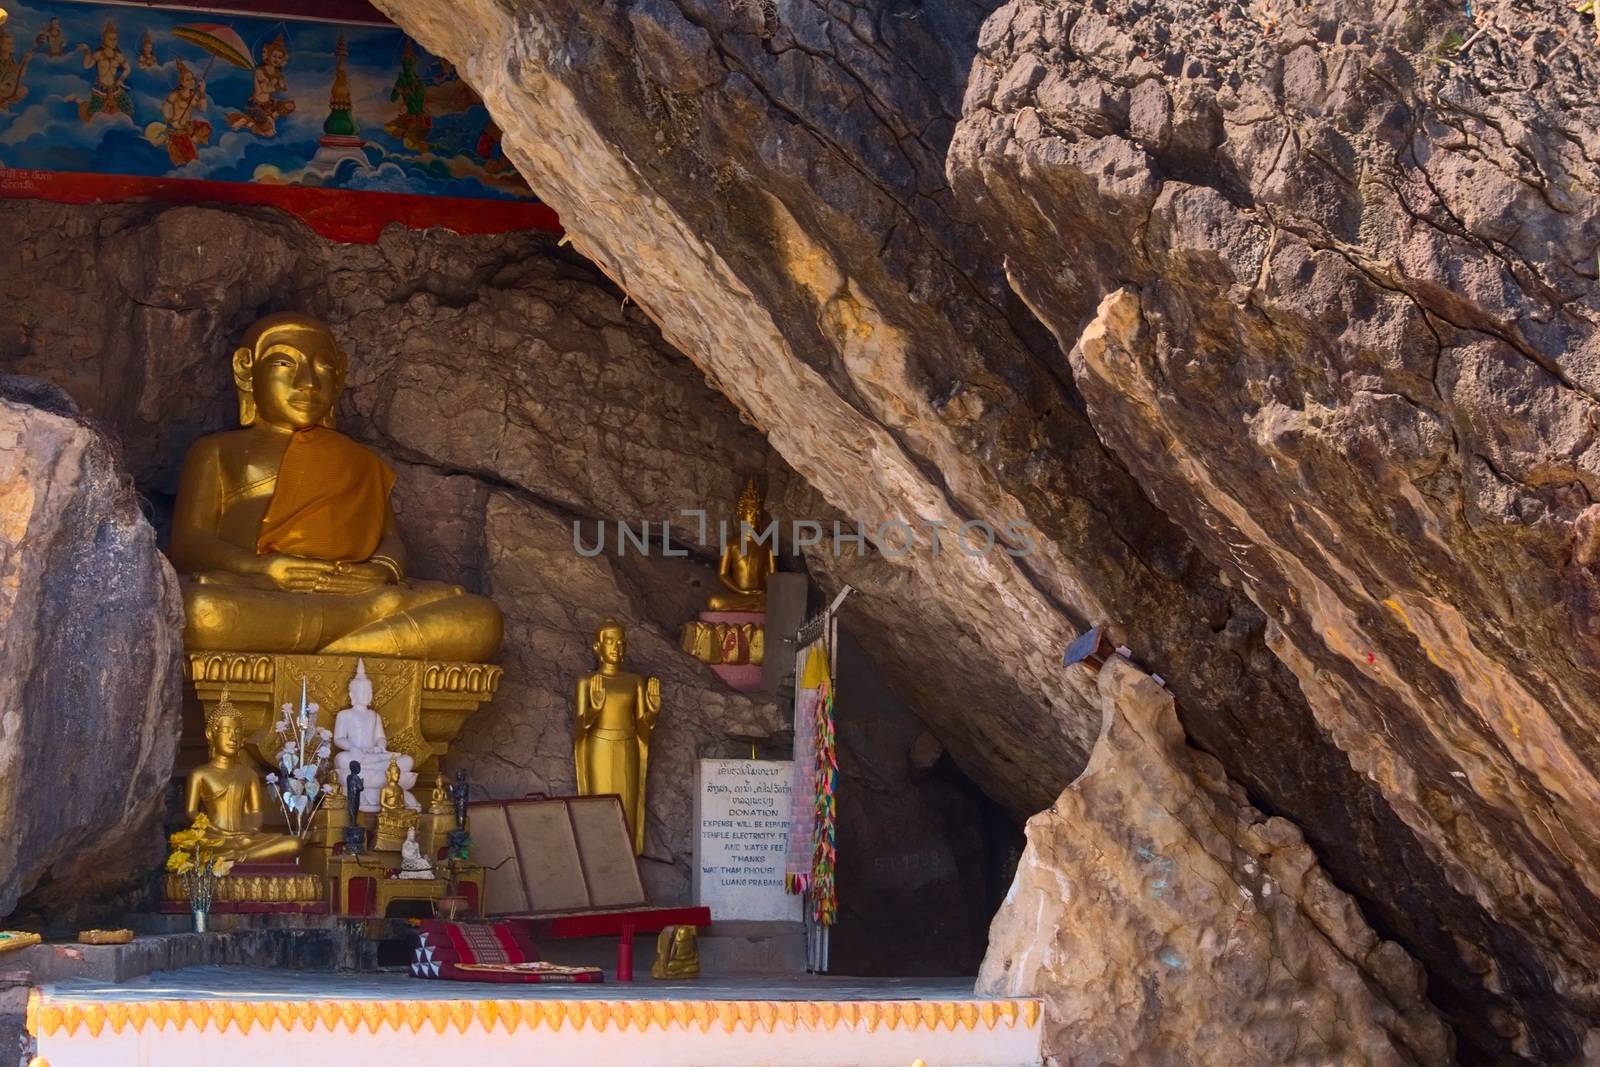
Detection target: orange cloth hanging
<box><xmin>256</xmin><ymin>427</ymin><xmax>394</xmax><ymax>562</ymax></box>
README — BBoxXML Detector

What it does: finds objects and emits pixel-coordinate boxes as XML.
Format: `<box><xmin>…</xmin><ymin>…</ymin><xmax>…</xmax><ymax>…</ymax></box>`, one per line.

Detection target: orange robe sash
<box><xmin>256</xmin><ymin>427</ymin><xmax>394</xmax><ymax>562</ymax></box>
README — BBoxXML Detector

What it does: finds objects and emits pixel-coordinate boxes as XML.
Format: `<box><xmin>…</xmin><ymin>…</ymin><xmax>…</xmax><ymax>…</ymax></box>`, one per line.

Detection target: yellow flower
<box><xmin>212</xmin><ymin>859</ymin><xmax>235</xmax><ymax>878</ymax></box>
<box><xmin>166</xmin><ymin>852</ymin><xmax>194</xmax><ymax>874</ymax></box>
<box><xmin>168</xmin><ymin>813</ymin><xmax>215</xmax><ymax>852</ymax></box>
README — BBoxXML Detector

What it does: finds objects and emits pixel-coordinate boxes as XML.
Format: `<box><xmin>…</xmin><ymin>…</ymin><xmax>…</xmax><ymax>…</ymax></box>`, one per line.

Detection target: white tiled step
<box><xmin>31</xmin><ymin>965</ymin><xmax>1044</xmax><ymax>1067</ymax></box>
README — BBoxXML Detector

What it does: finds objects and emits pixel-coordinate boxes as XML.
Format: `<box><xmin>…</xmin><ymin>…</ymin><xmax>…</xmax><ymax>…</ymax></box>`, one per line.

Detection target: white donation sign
<box><xmin>692</xmin><ymin>758</ymin><xmax>802</xmax><ymax>921</ymax></box>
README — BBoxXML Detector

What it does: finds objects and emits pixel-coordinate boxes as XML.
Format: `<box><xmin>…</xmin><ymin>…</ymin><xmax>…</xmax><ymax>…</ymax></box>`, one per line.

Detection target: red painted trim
<box><xmin>520</xmin><ymin>905</ymin><xmax>712</xmax><ymax>940</ymax></box>
<box><xmin>102</xmin><ymin>0</ymin><xmax>392</xmax><ymax>25</ymax></box>
<box><xmin>158</xmin><ymin>900</ymin><xmax>331</xmax><ymax>913</ymax></box>
<box><xmin>0</xmin><ymin>168</ymin><xmax>562</xmax><ymax>243</ymax></box>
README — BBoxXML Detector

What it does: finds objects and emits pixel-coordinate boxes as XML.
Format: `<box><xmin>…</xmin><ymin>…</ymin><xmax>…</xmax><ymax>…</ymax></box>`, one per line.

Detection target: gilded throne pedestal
<box><xmin>169</xmin><ymin>651</ymin><xmax>500</xmax><ymax>909</ymax></box>
<box><xmin>182</xmin><ymin>652</ymin><xmax>501</xmax><ymax>776</ymax></box>
<box><xmin>680</xmin><ymin>612</ymin><xmax>765</xmax><ymax>692</ymax></box>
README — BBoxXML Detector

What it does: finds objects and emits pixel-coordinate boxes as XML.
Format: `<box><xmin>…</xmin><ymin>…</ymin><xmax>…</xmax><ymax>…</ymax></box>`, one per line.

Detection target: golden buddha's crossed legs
<box><xmin>183</xmin><ymin>577</ymin><xmax>502</xmax><ymax>662</ymax></box>
<box><xmin>320</xmin><ymin>596</ymin><xmax>502</xmax><ymax>662</ymax></box>
<box><xmin>232</xmin><ymin>831</ymin><xmax>304</xmax><ymax>863</ymax></box>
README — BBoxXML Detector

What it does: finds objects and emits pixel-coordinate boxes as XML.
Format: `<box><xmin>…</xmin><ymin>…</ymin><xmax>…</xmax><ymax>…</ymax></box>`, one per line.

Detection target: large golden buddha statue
<box><xmin>707</xmin><ymin>478</ymin><xmax>776</xmax><ymax>611</ymax></box>
<box><xmin>170</xmin><ymin>313</ymin><xmax>501</xmax><ymax>661</ymax></box>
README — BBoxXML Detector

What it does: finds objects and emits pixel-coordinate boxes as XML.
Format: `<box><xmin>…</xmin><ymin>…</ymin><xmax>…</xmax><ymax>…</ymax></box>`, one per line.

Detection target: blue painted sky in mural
<box><xmin>0</xmin><ymin>0</ymin><xmax>532</xmax><ymax>201</ymax></box>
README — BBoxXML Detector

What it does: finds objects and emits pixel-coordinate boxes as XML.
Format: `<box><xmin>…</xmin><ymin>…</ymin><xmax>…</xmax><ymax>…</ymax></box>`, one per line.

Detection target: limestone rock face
<box><xmin>368</xmin><ymin>0</ymin><xmax>1600</xmax><ymax>1055</ymax></box>
<box><xmin>980</xmin><ymin>658</ymin><xmax>1451</xmax><ymax>1067</ymax></box>
<box><xmin>0</xmin><ymin>379</ymin><xmax>184</xmax><ymax>918</ymax></box>
<box><xmin>952</xmin><ymin>1</ymin><xmax>1600</xmax><ymax>1058</ymax></box>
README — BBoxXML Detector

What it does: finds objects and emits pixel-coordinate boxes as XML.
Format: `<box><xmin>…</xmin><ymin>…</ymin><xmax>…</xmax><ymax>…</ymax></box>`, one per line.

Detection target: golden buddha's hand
<box><xmin>313</xmin><ymin>561</ymin><xmax>393</xmax><ymax>595</ymax></box>
<box><xmin>257</xmin><ymin>554</ymin><xmax>388</xmax><ymax>594</ymax></box>
<box><xmin>642</xmin><ymin>677</ymin><xmax>661</xmax><ymax>730</ymax></box>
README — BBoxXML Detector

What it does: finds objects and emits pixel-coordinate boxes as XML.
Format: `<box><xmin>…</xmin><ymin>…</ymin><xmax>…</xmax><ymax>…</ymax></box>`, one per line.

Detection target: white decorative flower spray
<box><xmin>267</xmin><ymin>676</ymin><xmax>333</xmax><ymax>838</ymax></box>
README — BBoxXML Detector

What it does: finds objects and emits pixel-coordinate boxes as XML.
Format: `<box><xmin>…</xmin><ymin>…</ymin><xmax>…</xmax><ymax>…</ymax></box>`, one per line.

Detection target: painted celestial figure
<box><xmin>574</xmin><ymin>618</ymin><xmax>661</xmax><ymax>855</ymax></box>
<box><xmin>0</xmin><ymin>24</ymin><xmax>33</xmax><ymax>112</ymax></box>
<box><xmin>35</xmin><ymin>17</ymin><xmax>66</xmax><ymax>57</ymax></box>
<box><xmin>168</xmin><ymin>312</ymin><xmax>502</xmax><ymax>660</ymax></box>
<box><xmin>385</xmin><ymin>39</ymin><xmax>432</xmax><ymax>151</ymax></box>
<box><xmin>75</xmin><ymin>20</ymin><xmax>131</xmax><ymax>122</ymax></box>
<box><xmin>152</xmin><ymin>59</ymin><xmax>211</xmax><ymax>166</ymax></box>
<box><xmin>227</xmin><ymin>32</ymin><xmax>294</xmax><ymax>137</ymax></box>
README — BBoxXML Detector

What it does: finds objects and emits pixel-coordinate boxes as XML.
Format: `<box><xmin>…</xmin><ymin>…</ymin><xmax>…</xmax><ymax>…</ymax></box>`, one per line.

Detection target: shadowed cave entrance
<box><xmin>0</xmin><ymin>196</ymin><xmax>1021</xmax><ymax>978</ymax></box>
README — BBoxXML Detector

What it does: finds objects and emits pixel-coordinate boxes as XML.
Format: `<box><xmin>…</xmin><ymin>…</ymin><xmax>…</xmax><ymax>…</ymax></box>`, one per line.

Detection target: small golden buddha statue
<box><xmin>169</xmin><ymin>312</ymin><xmax>502</xmax><ymax>661</ymax></box>
<box><xmin>574</xmin><ymin>619</ymin><xmax>661</xmax><ymax>855</ymax></box>
<box><xmin>428</xmin><ymin>771</ymin><xmax>452</xmax><ymax>816</ymax></box>
<box><xmin>707</xmin><ymin>478</ymin><xmax>776</xmax><ymax>611</ymax></box>
<box><xmin>374</xmin><ymin>759</ymin><xmax>418</xmax><ymax>851</ymax></box>
<box><xmin>184</xmin><ymin>699</ymin><xmax>302</xmax><ymax>864</ymax></box>
<box><xmin>379</xmin><ymin>759</ymin><xmax>406</xmax><ymax>812</ymax></box>
<box><xmin>650</xmin><ymin>924</ymin><xmax>700</xmax><ymax>979</ymax></box>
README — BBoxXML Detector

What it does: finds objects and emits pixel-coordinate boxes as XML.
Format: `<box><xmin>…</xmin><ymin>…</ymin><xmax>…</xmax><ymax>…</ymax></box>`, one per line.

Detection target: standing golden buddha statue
<box><xmin>574</xmin><ymin>619</ymin><xmax>661</xmax><ymax>855</ymax></box>
<box><xmin>169</xmin><ymin>312</ymin><xmax>501</xmax><ymax>661</ymax></box>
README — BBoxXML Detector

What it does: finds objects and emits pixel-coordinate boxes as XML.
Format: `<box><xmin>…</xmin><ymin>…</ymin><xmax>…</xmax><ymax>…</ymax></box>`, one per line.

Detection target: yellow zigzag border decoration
<box><xmin>27</xmin><ymin>992</ymin><xmax>1041</xmax><ymax>1037</ymax></box>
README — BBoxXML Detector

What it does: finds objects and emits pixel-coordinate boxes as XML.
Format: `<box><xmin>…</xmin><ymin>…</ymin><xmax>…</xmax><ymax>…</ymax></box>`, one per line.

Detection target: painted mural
<box><xmin>0</xmin><ymin>0</ymin><xmax>555</xmax><ymax>239</ymax></box>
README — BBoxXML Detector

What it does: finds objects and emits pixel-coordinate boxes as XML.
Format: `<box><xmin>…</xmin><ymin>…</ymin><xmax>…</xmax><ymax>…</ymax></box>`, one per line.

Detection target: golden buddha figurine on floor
<box><xmin>184</xmin><ymin>697</ymin><xmax>302</xmax><ymax>863</ymax></box>
<box><xmin>650</xmin><ymin>924</ymin><xmax>701</xmax><ymax>979</ymax></box>
<box><xmin>169</xmin><ymin>312</ymin><xmax>502</xmax><ymax>661</ymax></box>
<box><xmin>706</xmin><ymin>478</ymin><xmax>775</xmax><ymax>611</ymax></box>
<box><xmin>574</xmin><ymin>619</ymin><xmax>661</xmax><ymax>855</ymax></box>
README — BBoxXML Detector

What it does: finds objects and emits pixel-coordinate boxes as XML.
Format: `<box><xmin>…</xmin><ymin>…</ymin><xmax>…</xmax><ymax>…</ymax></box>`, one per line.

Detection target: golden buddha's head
<box><xmin>736</xmin><ymin>478</ymin><xmax>762</xmax><ymax>524</ymax></box>
<box><xmin>231</xmin><ymin>312</ymin><xmax>346</xmax><ymax>431</ymax></box>
<box><xmin>205</xmin><ymin>707</ymin><xmax>244</xmax><ymax>760</ymax></box>
<box><xmin>593</xmin><ymin>618</ymin><xmax>626</xmax><ymax>668</ymax></box>
<box><xmin>386</xmin><ymin>759</ymin><xmax>400</xmax><ymax>784</ymax></box>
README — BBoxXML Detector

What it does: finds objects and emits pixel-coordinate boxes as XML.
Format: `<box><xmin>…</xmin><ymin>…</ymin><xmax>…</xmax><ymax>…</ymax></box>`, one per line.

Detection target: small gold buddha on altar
<box><xmin>375</xmin><ymin>759</ymin><xmax>420</xmax><ymax>851</ymax></box>
<box><xmin>183</xmin><ymin>698</ymin><xmax>302</xmax><ymax>863</ymax></box>
<box><xmin>707</xmin><ymin>478</ymin><xmax>776</xmax><ymax>611</ymax></box>
<box><xmin>169</xmin><ymin>312</ymin><xmax>502</xmax><ymax>661</ymax></box>
<box><xmin>680</xmin><ymin>479</ymin><xmax>771</xmax><ymax>686</ymax></box>
<box><xmin>574</xmin><ymin>619</ymin><xmax>661</xmax><ymax>855</ymax></box>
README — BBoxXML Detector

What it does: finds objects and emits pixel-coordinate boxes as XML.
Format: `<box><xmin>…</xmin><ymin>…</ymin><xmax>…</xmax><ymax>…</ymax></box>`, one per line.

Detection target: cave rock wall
<box><xmin>0</xmin><ymin>379</ymin><xmax>184</xmax><ymax>919</ymax></box>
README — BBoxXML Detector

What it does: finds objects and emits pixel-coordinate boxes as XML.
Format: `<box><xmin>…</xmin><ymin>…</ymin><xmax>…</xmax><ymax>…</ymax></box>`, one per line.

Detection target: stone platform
<box><xmin>28</xmin><ymin>966</ymin><xmax>1041</xmax><ymax>1067</ymax></box>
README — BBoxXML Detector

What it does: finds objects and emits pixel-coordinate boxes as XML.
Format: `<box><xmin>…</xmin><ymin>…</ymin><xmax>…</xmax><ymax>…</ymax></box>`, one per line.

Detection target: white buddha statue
<box><xmin>397</xmin><ymin>827</ymin><xmax>434</xmax><ymax>880</ymax></box>
<box><xmin>333</xmin><ymin>659</ymin><xmax>418</xmax><ymax>813</ymax></box>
